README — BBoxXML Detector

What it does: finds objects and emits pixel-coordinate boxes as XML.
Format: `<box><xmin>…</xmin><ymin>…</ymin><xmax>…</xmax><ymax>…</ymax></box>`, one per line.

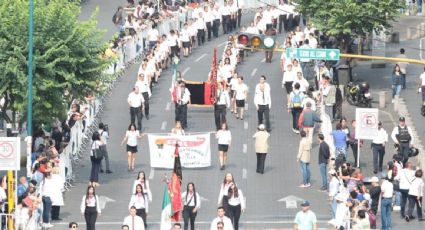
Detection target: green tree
<box><xmin>293</xmin><ymin>0</ymin><xmax>403</xmax><ymax>51</ymax></box>
<box><xmin>0</xmin><ymin>0</ymin><xmax>110</xmax><ymax>128</ymax></box>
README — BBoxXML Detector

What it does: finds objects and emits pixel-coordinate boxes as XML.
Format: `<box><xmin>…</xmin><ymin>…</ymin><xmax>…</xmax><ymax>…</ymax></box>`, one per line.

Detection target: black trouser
<box><xmin>214</xmin><ymin>104</ymin><xmax>227</xmax><ymax>130</ymax></box>
<box><xmin>407</xmin><ymin>195</ymin><xmax>423</xmax><ymax>219</ymax></box>
<box><xmin>291</xmin><ymin>107</ymin><xmax>302</xmax><ymax>130</ymax></box>
<box><xmin>350</xmin><ymin>142</ymin><xmax>359</xmax><ymax>166</ymax></box>
<box><xmin>130</xmin><ymin>106</ymin><xmax>142</xmax><ymax>131</ymax></box>
<box><xmin>90</xmin><ymin>156</ymin><xmax>101</xmax><ymax>183</ymax></box>
<box><xmin>175</xmin><ymin>104</ymin><xmax>188</xmax><ymax>128</ymax></box>
<box><xmin>206</xmin><ymin>22</ymin><xmax>212</xmax><ymax>40</ymax></box>
<box><xmin>142</xmin><ymin>92</ymin><xmax>150</xmax><ymax>117</ymax></box>
<box><xmin>170</xmin><ymin>45</ymin><xmax>179</xmax><ymax>58</ymax></box>
<box><xmin>293</xmin><ymin>15</ymin><xmax>300</xmax><ymax>29</ymax></box>
<box><xmin>398</xmin><ymin>142</ymin><xmax>410</xmax><ymax>164</ymax></box>
<box><xmin>287</xmin><ymin>14</ymin><xmax>293</xmax><ymax>30</ymax></box>
<box><xmin>256</xmin><ymin>153</ymin><xmax>267</xmax><ymax>173</ymax></box>
<box><xmin>372</xmin><ymin>143</ymin><xmax>385</xmax><ymax>172</ymax></box>
<box><xmin>278</xmin><ymin>15</ymin><xmax>286</xmax><ymax>33</ymax></box>
<box><xmin>265</xmin><ymin>50</ymin><xmax>273</xmax><ymax>62</ymax></box>
<box><xmin>51</xmin><ymin>205</ymin><xmax>60</xmax><ymax>220</ymax></box>
<box><xmin>272</xmin><ymin>19</ymin><xmax>278</xmax><ymax>29</ymax></box>
<box><xmin>228</xmin><ymin>204</ymin><xmax>242</xmax><ymax>230</ymax></box>
<box><xmin>136</xmin><ymin>208</ymin><xmax>147</xmax><ymax>228</ymax></box>
<box><xmin>222</xmin><ymin>15</ymin><xmax>230</xmax><ymax>33</ymax></box>
<box><xmin>399</xmin><ymin>189</ymin><xmax>409</xmax><ymax>217</ymax></box>
<box><xmin>197</xmin><ymin>29</ymin><xmax>205</xmax><ymax>46</ymax></box>
<box><xmin>183</xmin><ymin>205</ymin><xmax>197</xmax><ymax>230</ymax></box>
<box><xmin>230</xmin><ymin>16</ymin><xmax>236</xmax><ymax>31</ymax></box>
<box><xmin>213</xmin><ymin>19</ymin><xmax>220</xmax><ymax>37</ymax></box>
<box><xmin>222</xmin><ymin>196</ymin><xmax>230</xmax><ymax>217</ymax></box>
<box><xmin>237</xmin><ymin>9</ymin><xmax>242</xmax><ymax>28</ymax></box>
<box><xmin>84</xmin><ymin>206</ymin><xmax>97</xmax><ymax>230</ymax></box>
<box><xmin>258</xmin><ymin>105</ymin><xmax>270</xmax><ymax>131</ymax></box>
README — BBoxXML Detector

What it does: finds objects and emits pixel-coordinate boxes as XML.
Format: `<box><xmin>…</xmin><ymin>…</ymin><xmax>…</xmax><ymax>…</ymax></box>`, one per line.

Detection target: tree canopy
<box><xmin>0</xmin><ymin>0</ymin><xmax>109</xmax><ymax>127</ymax></box>
<box><xmin>293</xmin><ymin>0</ymin><xmax>403</xmax><ymax>49</ymax></box>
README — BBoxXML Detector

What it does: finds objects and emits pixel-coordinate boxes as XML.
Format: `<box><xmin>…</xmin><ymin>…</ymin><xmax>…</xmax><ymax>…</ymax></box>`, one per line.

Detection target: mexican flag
<box><xmin>160</xmin><ymin>186</ymin><xmax>173</xmax><ymax>230</ymax></box>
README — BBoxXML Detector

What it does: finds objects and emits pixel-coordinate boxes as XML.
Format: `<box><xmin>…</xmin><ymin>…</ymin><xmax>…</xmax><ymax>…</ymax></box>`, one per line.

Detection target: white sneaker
<box><xmin>393</xmin><ymin>205</ymin><xmax>401</xmax><ymax>211</ymax></box>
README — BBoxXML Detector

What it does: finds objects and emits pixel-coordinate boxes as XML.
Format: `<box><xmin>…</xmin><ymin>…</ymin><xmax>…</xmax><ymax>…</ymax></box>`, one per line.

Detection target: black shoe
<box><xmin>106</xmin><ymin>170</ymin><xmax>113</xmax><ymax>174</ymax></box>
<box><xmin>373</xmin><ymin>170</ymin><xmax>377</xmax><ymax>174</ymax></box>
<box><xmin>409</xmin><ymin>216</ymin><xmax>416</xmax><ymax>220</ymax></box>
<box><xmin>52</xmin><ymin>218</ymin><xmax>62</xmax><ymax>221</ymax></box>
<box><xmin>100</xmin><ymin>169</ymin><xmax>105</xmax><ymax>173</ymax></box>
<box><xmin>146</xmin><ymin>115</ymin><xmax>149</xmax><ymax>120</ymax></box>
<box><xmin>418</xmin><ymin>218</ymin><xmax>425</xmax><ymax>221</ymax></box>
<box><xmin>220</xmin><ymin>166</ymin><xmax>224</xmax><ymax>170</ymax></box>
<box><xmin>405</xmin><ymin>216</ymin><xmax>410</xmax><ymax>222</ymax></box>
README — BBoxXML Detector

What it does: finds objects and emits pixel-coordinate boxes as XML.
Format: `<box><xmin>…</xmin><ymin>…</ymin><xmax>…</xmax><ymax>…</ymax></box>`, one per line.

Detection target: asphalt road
<box><xmin>54</xmin><ymin>2</ymin><xmax>425</xmax><ymax>230</ymax></box>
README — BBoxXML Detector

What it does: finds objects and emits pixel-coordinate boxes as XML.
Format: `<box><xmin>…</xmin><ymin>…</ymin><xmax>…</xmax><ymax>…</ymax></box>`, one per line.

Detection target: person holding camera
<box><xmin>391</xmin><ymin>116</ymin><xmax>414</xmax><ymax>164</ymax></box>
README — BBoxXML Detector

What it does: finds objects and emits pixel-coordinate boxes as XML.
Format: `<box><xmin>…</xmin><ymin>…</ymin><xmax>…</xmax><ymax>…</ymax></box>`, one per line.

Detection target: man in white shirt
<box><xmin>214</xmin><ymin>83</ymin><xmax>230</xmax><ymax>130</ymax></box>
<box><xmin>210</xmin><ymin>207</ymin><xmax>233</xmax><ymax>230</ymax></box>
<box><xmin>278</xmin><ymin>1</ymin><xmax>287</xmax><ymax>33</ymax></box>
<box><xmin>212</xmin><ymin>4</ymin><xmax>221</xmax><ymax>38</ymax></box>
<box><xmin>127</xmin><ymin>86</ymin><xmax>145</xmax><ymax>131</ymax></box>
<box><xmin>417</xmin><ymin>67</ymin><xmax>425</xmax><ymax>106</ymax></box>
<box><xmin>254</xmin><ymin>78</ymin><xmax>272</xmax><ymax>132</ymax></box>
<box><xmin>204</xmin><ymin>5</ymin><xmax>213</xmax><ymax>41</ymax></box>
<box><xmin>234</xmin><ymin>76</ymin><xmax>248</xmax><ymax>120</ymax></box>
<box><xmin>175</xmin><ymin>81</ymin><xmax>191</xmax><ymax>129</ymax></box>
<box><xmin>135</xmin><ymin>74</ymin><xmax>152</xmax><ymax>119</ymax></box>
<box><xmin>147</xmin><ymin>26</ymin><xmax>160</xmax><ymax>50</ymax></box>
<box><xmin>293</xmin><ymin>72</ymin><xmax>309</xmax><ymax>93</ymax></box>
<box><xmin>196</xmin><ymin>12</ymin><xmax>206</xmax><ymax>46</ymax></box>
<box><xmin>221</xmin><ymin>2</ymin><xmax>231</xmax><ymax>34</ymax></box>
<box><xmin>168</xmin><ymin>30</ymin><xmax>180</xmax><ymax>60</ymax></box>
<box><xmin>123</xmin><ymin>206</ymin><xmax>145</xmax><ymax>230</ymax></box>
<box><xmin>391</xmin><ymin>116</ymin><xmax>414</xmax><ymax>164</ymax></box>
<box><xmin>370</xmin><ymin>121</ymin><xmax>388</xmax><ymax>173</ymax></box>
<box><xmin>262</xmin><ymin>5</ymin><xmax>273</xmax><ymax>30</ymax></box>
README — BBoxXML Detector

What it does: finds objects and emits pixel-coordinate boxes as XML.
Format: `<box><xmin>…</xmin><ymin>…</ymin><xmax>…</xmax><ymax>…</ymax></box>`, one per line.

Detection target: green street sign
<box><xmin>286</xmin><ymin>48</ymin><xmax>340</xmax><ymax>60</ymax></box>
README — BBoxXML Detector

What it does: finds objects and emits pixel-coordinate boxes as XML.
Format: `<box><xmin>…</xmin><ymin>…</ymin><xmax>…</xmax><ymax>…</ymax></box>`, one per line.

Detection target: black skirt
<box><xmin>218</xmin><ymin>144</ymin><xmax>229</xmax><ymax>152</ymax></box>
<box><xmin>236</xmin><ymin>99</ymin><xmax>245</xmax><ymax>107</ymax></box>
<box><xmin>126</xmin><ymin>145</ymin><xmax>138</xmax><ymax>153</ymax></box>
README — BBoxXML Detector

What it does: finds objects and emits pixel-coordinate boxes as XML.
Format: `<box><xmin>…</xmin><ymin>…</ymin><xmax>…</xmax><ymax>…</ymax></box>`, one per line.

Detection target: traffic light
<box><xmin>237</xmin><ymin>33</ymin><xmax>276</xmax><ymax>49</ymax></box>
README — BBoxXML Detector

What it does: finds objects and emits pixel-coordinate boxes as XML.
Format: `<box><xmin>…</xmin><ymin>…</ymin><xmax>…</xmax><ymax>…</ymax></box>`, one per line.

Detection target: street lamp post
<box><xmin>26</xmin><ymin>0</ymin><xmax>34</xmax><ymax>177</ymax></box>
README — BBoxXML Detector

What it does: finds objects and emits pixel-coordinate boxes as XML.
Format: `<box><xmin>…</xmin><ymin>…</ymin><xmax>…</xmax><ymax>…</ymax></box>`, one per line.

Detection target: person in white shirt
<box><xmin>293</xmin><ymin>72</ymin><xmax>309</xmax><ymax>93</ymax></box>
<box><xmin>406</xmin><ymin>169</ymin><xmax>424</xmax><ymax>221</ymax></box>
<box><xmin>180</xmin><ymin>23</ymin><xmax>191</xmax><ymax>57</ymax></box>
<box><xmin>417</xmin><ymin>67</ymin><xmax>425</xmax><ymax>105</ymax></box>
<box><xmin>123</xmin><ymin>206</ymin><xmax>145</xmax><ymax>230</ymax></box>
<box><xmin>204</xmin><ymin>5</ymin><xmax>213</xmax><ymax>41</ymax></box>
<box><xmin>234</xmin><ymin>76</ymin><xmax>248</xmax><ymax>120</ymax></box>
<box><xmin>371</xmin><ymin>121</ymin><xmax>388</xmax><ymax>173</ymax></box>
<box><xmin>216</xmin><ymin>123</ymin><xmax>232</xmax><ymax>170</ymax></box>
<box><xmin>174</xmin><ymin>81</ymin><xmax>191</xmax><ymax>129</ymax></box>
<box><xmin>221</xmin><ymin>2</ymin><xmax>231</xmax><ymax>34</ymax></box>
<box><xmin>196</xmin><ymin>12</ymin><xmax>206</xmax><ymax>46</ymax></box>
<box><xmin>228</xmin><ymin>74</ymin><xmax>239</xmax><ymax>113</ymax></box>
<box><xmin>229</xmin><ymin>0</ymin><xmax>238</xmax><ymax>32</ymax></box>
<box><xmin>396</xmin><ymin>48</ymin><xmax>408</xmax><ymax>89</ymax></box>
<box><xmin>215</xmin><ymin>83</ymin><xmax>231</xmax><ymax>130</ymax></box>
<box><xmin>226</xmin><ymin>182</ymin><xmax>245</xmax><ymax>230</ymax></box>
<box><xmin>245</xmin><ymin>21</ymin><xmax>259</xmax><ymax>34</ymax></box>
<box><xmin>282</xmin><ymin>63</ymin><xmax>296</xmax><ymax>94</ymax></box>
<box><xmin>90</xmin><ymin>132</ymin><xmax>105</xmax><ymax>187</ymax></box>
<box><xmin>147</xmin><ymin>26</ymin><xmax>160</xmax><ymax>50</ymax></box>
<box><xmin>120</xmin><ymin>124</ymin><xmax>145</xmax><ymax>171</ymax></box>
<box><xmin>127</xmin><ymin>86</ymin><xmax>145</xmax><ymax>131</ymax></box>
<box><xmin>396</xmin><ymin>161</ymin><xmax>415</xmax><ymax>219</ymax></box>
<box><xmin>128</xmin><ymin>184</ymin><xmax>148</xmax><ymax>228</ymax></box>
<box><xmin>135</xmin><ymin>74</ymin><xmax>152</xmax><ymax>120</ymax></box>
<box><xmin>168</xmin><ymin>29</ymin><xmax>180</xmax><ymax>60</ymax></box>
<box><xmin>380</xmin><ymin>177</ymin><xmax>394</xmax><ymax>230</ymax></box>
<box><xmin>262</xmin><ymin>5</ymin><xmax>273</xmax><ymax>30</ymax></box>
<box><xmin>308</xmin><ymin>33</ymin><xmax>318</xmax><ymax>49</ymax></box>
<box><xmin>182</xmin><ymin>182</ymin><xmax>201</xmax><ymax>230</ymax></box>
<box><xmin>212</xmin><ymin>4</ymin><xmax>221</xmax><ymax>38</ymax></box>
<box><xmin>254</xmin><ymin>78</ymin><xmax>272</xmax><ymax>132</ymax></box>
<box><xmin>80</xmin><ymin>185</ymin><xmax>101</xmax><ymax>230</ymax></box>
<box><xmin>132</xmin><ymin>171</ymin><xmax>152</xmax><ymax>202</ymax></box>
<box><xmin>40</xmin><ymin>173</ymin><xmax>56</xmax><ymax>228</ymax></box>
<box><xmin>210</xmin><ymin>206</ymin><xmax>234</xmax><ymax>230</ymax></box>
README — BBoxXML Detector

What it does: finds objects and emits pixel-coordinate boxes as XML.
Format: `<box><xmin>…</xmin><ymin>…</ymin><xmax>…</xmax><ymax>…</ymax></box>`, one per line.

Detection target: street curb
<box><xmin>397</xmin><ymin>98</ymin><xmax>425</xmax><ymax>169</ymax></box>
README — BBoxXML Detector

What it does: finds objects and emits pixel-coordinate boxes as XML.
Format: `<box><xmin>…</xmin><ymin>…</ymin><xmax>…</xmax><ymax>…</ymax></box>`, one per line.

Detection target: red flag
<box><xmin>170</xmin><ymin>144</ymin><xmax>182</xmax><ymax>221</ymax></box>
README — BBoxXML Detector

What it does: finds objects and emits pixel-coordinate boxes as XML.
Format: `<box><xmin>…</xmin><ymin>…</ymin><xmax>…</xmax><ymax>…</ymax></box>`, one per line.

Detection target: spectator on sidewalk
<box><xmin>417</xmin><ymin>67</ymin><xmax>425</xmax><ymax>107</ymax></box>
<box><xmin>381</xmin><ymin>176</ymin><xmax>394</xmax><ymax>230</ymax></box>
<box><xmin>396</xmin><ymin>48</ymin><xmax>408</xmax><ymax>89</ymax></box>
<box><xmin>406</xmin><ymin>169</ymin><xmax>424</xmax><ymax>221</ymax></box>
<box><xmin>321</xmin><ymin>75</ymin><xmax>336</xmax><ymax>120</ymax></box>
<box><xmin>317</xmin><ymin>134</ymin><xmax>330</xmax><ymax>191</ymax></box>
<box><xmin>392</xmin><ymin>64</ymin><xmax>403</xmax><ymax>103</ymax></box>
<box><xmin>297</xmin><ymin>131</ymin><xmax>312</xmax><ymax>188</ymax></box>
<box><xmin>298</xmin><ymin>102</ymin><xmax>321</xmax><ymax>143</ymax></box>
<box><xmin>396</xmin><ymin>161</ymin><xmax>415</xmax><ymax>219</ymax></box>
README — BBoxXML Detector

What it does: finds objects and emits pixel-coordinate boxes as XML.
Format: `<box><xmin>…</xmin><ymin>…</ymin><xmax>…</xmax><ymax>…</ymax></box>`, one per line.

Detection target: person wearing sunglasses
<box><xmin>68</xmin><ymin>222</ymin><xmax>78</xmax><ymax>229</ymax></box>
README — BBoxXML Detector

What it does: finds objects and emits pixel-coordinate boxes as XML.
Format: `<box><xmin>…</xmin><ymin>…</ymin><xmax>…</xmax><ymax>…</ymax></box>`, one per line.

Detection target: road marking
<box><xmin>199</xmin><ymin>195</ymin><xmax>209</xmax><ymax>201</ymax></box>
<box><xmin>251</xmin><ymin>68</ymin><xmax>257</xmax><ymax>77</ymax></box>
<box><xmin>98</xmin><ymin>196</ymin><xmax>115</xmax><ymax>210</ymax></box>
<box><xmin>54</xmin><ymin>220</ymin><xmax>347</xmax><ymax>225</ymax></box>
<box><xmin>244</xmin><ymin>121</ymin><xmax>248</xmax><ymax>130</ymax></box>
<box><xmin>218</xmin><ymin>41</ymin><xmax>227</xmax><ymax>47</ymax></box>
<box><xmin>242</xmin><ymin>168</ymin><xmax>247</xmax><ymax>179</ymax></box>
<box><xmin>261</xmin><ymin>58</ymin><xmax>266</xmax><ymax>63</ymax></box>
<box><xmin>243</xmin><ymin>144</ymin><xmax>247</xmax><ymax>153</ymax></box>
<box><xmin>149</xmin><ymin>168</ymin><xmax>155</xmax><ymax>180</ymax></box>
<box><xmin>161</xmin><ymin>121</ymin><xmax>167</xmax><ymax>130</ymax></box>
<box><xmin>182</xmin><ymin>67</ymin><xmax>190</xmax><ymax>75</ymax></box>
<box><xmin>195</xmin><ymin>53</ymin><xmax>207</xmax><ymax>62</ymax></box>
<box><xmin>245</xmin><ymin>103</ymin><xmax>249</xmax><ymax>110</ymax></box>
<box><xmin>165</xmin><ymin>102</ymin><xmax>171</xmax><ymax>111</ymax></box>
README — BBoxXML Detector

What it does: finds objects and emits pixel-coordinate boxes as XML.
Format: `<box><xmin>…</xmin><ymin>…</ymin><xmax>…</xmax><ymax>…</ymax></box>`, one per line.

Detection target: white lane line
<box><xmin>161</xmin><ymin>121</ymin><xmax>167</xmax><ymax>130</ymax></box>
<box><xmin>217</xmin><ymin>41</ymin><xmax>227</xmax><ymax>47</ymax></box>
<box><xmin>242</xmin><ymin>168</ymin><xmax>247</xmax><ymax>179</ymax></box>
<box><xmin>251</xmin><ymin>68</ymin><xmax>258</xmax><ymax>77</ymax></box>
<box><xmin>244</xmin><ymin>121</ymin><xmax>248</xmax><ymax>130</ymax></box>
<box><xmin>243</xmin><ymin>144</ymin><xmax>247</xmax><ymax>153</ymax></box>
<box><xmin>54</xmin><ymin>220</ymin><xmax>338</xmax><ymax>225</ymax></box>
<box><xmin>165</xmin><ymin>102</ymin><xmax>171</xmax><ymax>111</ymax></box>
<box><xmin>182</xmin><ymin>67</ymin><xmax>190</xmax><ymax>75</ymax></box>
<box><xmin>195</xmin><ymin>53</ymin><xmax>207</xmax><ymax>62</ymax></box>
<box><xmin>149</xmin><ymin>168</ymin><xmax>155</xmax><ymax>180</ymax></box>
<box><xmin>261</xmin><ymin>58</ymin><xmax>266</xmax><ymax>63</ymax></box>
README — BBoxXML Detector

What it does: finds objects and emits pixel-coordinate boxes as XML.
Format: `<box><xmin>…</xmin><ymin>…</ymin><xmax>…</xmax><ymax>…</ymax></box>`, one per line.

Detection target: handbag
<box><xmin>92</xmin><ymin>142</ymin><xmax>104</xmax><ymax>161</ymax></box>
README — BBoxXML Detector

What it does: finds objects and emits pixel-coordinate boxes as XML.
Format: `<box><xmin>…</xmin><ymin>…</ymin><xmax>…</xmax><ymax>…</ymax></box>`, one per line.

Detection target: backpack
<box><xmin>292</xmin><ymin>92</ymin><xmax>302</xmax><ymax>108</ymax></box>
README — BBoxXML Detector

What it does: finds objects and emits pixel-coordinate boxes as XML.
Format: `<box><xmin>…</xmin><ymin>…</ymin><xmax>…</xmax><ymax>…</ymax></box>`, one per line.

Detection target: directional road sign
<box><xmin>286</xmin><ymin>48</ymin><xmax>340</xmax><ymax>60</ymax></box>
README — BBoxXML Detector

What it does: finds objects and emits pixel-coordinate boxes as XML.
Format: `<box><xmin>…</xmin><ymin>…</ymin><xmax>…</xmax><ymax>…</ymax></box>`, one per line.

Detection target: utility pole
<box><xmin>26</xmin><ymin>0</ymin><xmax>34</xmax><ymax>178</ymax></box>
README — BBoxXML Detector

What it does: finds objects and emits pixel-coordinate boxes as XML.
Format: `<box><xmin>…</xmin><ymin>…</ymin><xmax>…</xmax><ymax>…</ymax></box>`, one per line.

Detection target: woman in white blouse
<box><xmin>90</xmin><ymin>131</ymin><xmax>104</xmax><ymax>187</ymax></box>
<box><xmin>406</xmin><ymin>169</ymin><xmax>424</xmax><ymax>221</ymax></box>
<box><xmin>182</xmin><ymin>182</ymin><xmax>201</xmax><ymax>230</ymax></box>
<box><xmin>216</xmin><ymin>123</ymin><xmax>232</xmax><ymax>170</ymax></box>
<box><xmin>121</xmin><ymin>123</ymin><xmax>145</xmax><ymax>171</ymax></box>
<box><xmin>218</xmin><ymin>173</ymin><xmax>235</xmax><ymax>217</ymax></box>
<box><xmin>128</xmin><ymin>184</ymin><xmax>148</xmax><ymax>228</ymax></box>
<box><xmin>132</xmin><ymin>171</ymin><xmax>152</xmax><ymax>202</ymax></box>
<box><xmin>227</xmin><ymin>182</ymin><xmax>245</xmax><ymax>230</ymax></box>
<box><xmin>80</xmin><ymin>185</ymin><xmax>101</xmax><ymax>230</ymax></box>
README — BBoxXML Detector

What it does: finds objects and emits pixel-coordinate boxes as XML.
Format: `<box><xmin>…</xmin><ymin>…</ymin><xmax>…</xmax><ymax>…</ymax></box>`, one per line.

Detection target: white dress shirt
<box><xmin>372</xmin><ymin>128</ymin><xmax>388</xmax><ymax>144</ymax></box>
<box><xmin>80</xmin><ymin>195</ymin><xmax>101</xmax><ymax>214</ymax></box>
<box><xmin>128</xmin><ymin>194</ymin><xmax>148</xmax><ymax>211</ymax></box>
<box><xmin>181</xmin><ymin>191</ymin><xmax>201</xmax><ymax>209</ymax></box>
<box><xmin>235</xmin><ymin>83</ymin><xmax>248</xmax><ymax>100</ymax></box>
<box><xmin>132</xmin><ymin>180</ymin><xmax>152</xmax><ymax>201</ymax></box>
<box><xmin>255</xmin><ymin>83</ymin><xmax>271</xmax><ymax>94</ymax></box>
<box><xmin>176</xmin><ymin>87</ymin><xmax>191</xmax><ymax>105</ymax></box>
<box><xmin>217</xmin><ymin>183</ymin><xmax>232</xmax><ymax>205</ymax></box>
<box><xmin>228</xmin><ymin>189</ymin><xmax>245</xmax><ymax>209</ymax></box>
<box><xmin>123</xmin><ymin>215</ymin><xmax>145</xmax><ymax>230</ymax></box>
<box><xmin>135</xmin><ymin>80</ymin><xmax>151</xmax><ymax>96</ymax></box>
<box><xmin>210</xmin><ymin>216</ymin><xmax>234</xmax><ymax>230</ymax></box>
<box><xmin>408</xmin><ymin>177</ymin><xmax>424</xmax><ymax>197</ymax></box>
<box><xmin>196</xmin><ymin>17</ymin><xmax>206</xmax><ymax>30</ymax></box>
<box><xmin>293</xmin><ymin>78</ymin><xmax>310</xmax><ymax>92</ymax></box>
<box><xmin>254</xmin><ymin>89</ymin><xmax>271</xmax><ymax>107</ymax></box>
<box><xmin>397</xmin><ymin>168</ymin><xmax>415</xmax><ymax>190</ymax></box>
<box><xmin>282</xmin><ymin>69</ymin><xmax>296</xmax><ymax>83</ymax></box>
<box><xmin>204</xmin><ymin>11</ymin><xmax>213</xmax><ymax>23</ymax></box>
<box><xmin>216</xmin><ymin>130</ymin><xmax>232</xmax><ymax>145</ymax></box>
<box><xmin>128</xmin><ymin>92</ymin><xmax>145</xmax><ymax>108</ymax></box>
<box><xmin>216</xmin><ymin>90</ymin><xmax>230</xmax><ymax>107</ymax></box>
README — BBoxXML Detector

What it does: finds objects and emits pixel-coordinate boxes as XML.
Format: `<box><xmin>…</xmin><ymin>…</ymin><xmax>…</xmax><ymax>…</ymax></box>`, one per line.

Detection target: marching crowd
<box><xmin>2</xmin><ymin>1</ymin><xmax>425</xmax><ymax>230</ymax></box>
